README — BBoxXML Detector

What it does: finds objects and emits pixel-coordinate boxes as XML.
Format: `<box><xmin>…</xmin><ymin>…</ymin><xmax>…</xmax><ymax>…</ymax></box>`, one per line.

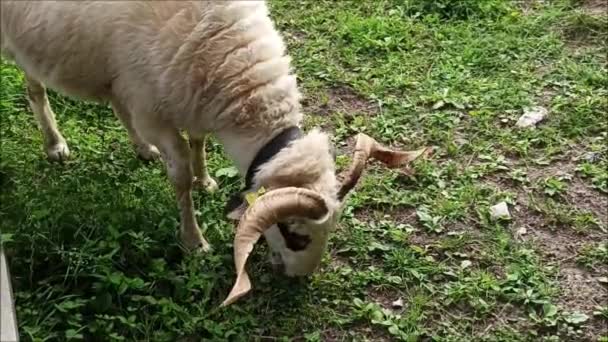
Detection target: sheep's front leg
<box><xmin>190</xmin><ymin>135</ymin><xmax>219</xmax><ymax>193</ymax></box>
<box><xmin>24</xmin><ymin>75</ymin><xmax>70</xmax><ymax>161</ymax></box>
<box><xmin>137</xmin><ymin>123</ymin><xmax>210</xmax><ymax>251</ymax></box>
<box><xmin>111</xmin><ymin>101</ymin><xmax>160</xmax><ymax>161</ymax></box>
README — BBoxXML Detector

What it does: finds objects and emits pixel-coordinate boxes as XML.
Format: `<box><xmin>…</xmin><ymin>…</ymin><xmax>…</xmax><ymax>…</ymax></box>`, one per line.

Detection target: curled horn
<box><xmin>221</xmin><ymin>187</ymin><xmax>328</xmax><ymax>306</ymax></box>
<box><xmin>338</xmin><ymin>133</ymin><xmax>429</xmax><ymax>200</ymax></box>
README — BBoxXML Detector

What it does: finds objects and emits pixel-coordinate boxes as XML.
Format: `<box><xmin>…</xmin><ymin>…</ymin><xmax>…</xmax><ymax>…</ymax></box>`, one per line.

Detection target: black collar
<box><xmin>243</xmin><ymin>126</ymin><xmax>302</xmax><ymax>191</ymax></box>
<box><xmin>225</xmin><ymin>126</ymin><xmax>302</xmax><ymax>214</ymax></box>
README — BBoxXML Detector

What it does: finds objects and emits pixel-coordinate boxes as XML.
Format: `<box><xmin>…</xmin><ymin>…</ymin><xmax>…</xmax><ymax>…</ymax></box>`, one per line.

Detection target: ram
<box><xmin>0</xmin><ymin>0</ymin><xmax>428</xmax><ymax>305</ymax></box>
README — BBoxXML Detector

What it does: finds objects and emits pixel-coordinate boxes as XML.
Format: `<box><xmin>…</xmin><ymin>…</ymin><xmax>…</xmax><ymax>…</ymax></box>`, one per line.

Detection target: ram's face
<box><xmin>265</xmin><ymin>213</ymin><xmax>339</xmax><ymax>276</ymax></box>
<box><xmin>221</xmin><ymin>134</ymin><xmax>429</xmax><ymax>306</ymax></box>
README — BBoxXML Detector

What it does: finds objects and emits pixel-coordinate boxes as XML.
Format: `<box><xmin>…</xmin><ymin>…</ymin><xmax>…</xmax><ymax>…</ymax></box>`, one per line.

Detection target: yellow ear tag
<box><xmin>245</xmin><ymin>186</ymin><xmax>266</xmax><ymax>206</ymax></box>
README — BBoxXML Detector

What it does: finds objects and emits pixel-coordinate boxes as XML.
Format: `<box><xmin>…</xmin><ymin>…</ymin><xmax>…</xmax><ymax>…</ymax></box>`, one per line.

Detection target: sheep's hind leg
<box><xmin>111</xmin><ymin>101</ymin><xmax>160</xmax><ymax>161</ymax></box>
<box><xmin>24</xmin><ymin>75</ymin><xmax>70</xmax><ymax>161</ymax></box>
<box><xmin>135</xmin><ymin>120</ymin><xmax>209</xmax><ymax>252</ymax></box>
<box><xmin>190</xmin><ymin>135</ymin><xmax>218</xmax><ymax>193</ymax></box>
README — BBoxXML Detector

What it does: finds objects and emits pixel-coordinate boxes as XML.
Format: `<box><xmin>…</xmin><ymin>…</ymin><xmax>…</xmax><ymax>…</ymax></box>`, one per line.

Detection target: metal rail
<box><xmin>1</xmin><ymin>248</ymin><xmax>18</xmax><ymax>342</ymax></box>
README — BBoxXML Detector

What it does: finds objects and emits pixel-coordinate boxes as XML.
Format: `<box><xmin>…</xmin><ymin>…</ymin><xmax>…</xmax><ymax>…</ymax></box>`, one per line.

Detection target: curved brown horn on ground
<box><xmin>337</xmin><ymin>133</ymin><xmax>429</xmax><ymax>200</ymax></box>
<box><xmin>221</xmin><ymin>187</ymin><xmax>329</xmax><ymax>307</ymax></box>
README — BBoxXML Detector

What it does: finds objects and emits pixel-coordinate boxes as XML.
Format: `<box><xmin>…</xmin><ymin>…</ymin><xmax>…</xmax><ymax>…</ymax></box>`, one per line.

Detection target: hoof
<box><xmin>180</xmin><ymin>229</ymin><xmax>211</xmax><ymax>252</ymax></box>
<box><xmin>136</xmin><ymin>144</ymin><xmax>160</xmax><ymax>161</ymax></box>
<box><xmin>193</xmin><ymin>175</ymin><xmax>219</xmax><ymax>193</ymax></box>
<box><xmin>46</xmin><ymin>142</ymin><xmax>70</xmax><ymax>162</ymax></box>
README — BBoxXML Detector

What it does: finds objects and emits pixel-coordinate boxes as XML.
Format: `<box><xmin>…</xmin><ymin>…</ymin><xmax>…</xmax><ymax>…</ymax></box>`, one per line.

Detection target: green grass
<box><xmin>1</xmin><ymin>0</ymin><xmax>607</xmax><ymax>341</ymax></box>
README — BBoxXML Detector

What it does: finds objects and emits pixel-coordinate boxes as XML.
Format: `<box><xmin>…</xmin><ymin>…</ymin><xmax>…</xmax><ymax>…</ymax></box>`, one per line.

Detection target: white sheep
<box><xmin>0</xmin><ymin>0</ymin><xmax>428</xmax><ymax>306</ymax></box>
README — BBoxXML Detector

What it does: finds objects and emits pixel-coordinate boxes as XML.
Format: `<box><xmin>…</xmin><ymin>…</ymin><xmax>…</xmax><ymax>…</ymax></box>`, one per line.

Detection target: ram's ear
<box><xmin>225</xmin><ymin>193</ymin><xmax>248</xmax><ymax>221</ymax></box>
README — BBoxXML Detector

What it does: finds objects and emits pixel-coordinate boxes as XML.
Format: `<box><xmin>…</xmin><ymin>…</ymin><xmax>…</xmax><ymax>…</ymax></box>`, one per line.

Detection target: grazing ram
<box><xmin>0</xmin><ymin>0</ymin><xmax>428</xmax><ymax>305</ymax></box>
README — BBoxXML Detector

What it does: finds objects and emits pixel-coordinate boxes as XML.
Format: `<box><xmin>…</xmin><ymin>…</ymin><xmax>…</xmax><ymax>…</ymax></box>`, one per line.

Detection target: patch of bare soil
<box><xmin>283</xmin><ymin>30</ymin><xmax>307</xmax><ymax>45</ymax></box>
<box><xmin>363</xmin><ymin>287</ymin><xmax>423</xmax><ymax>341</ymax></box>
<box><xmin>491</xmin><ymin>159</ymin><xmax>607</xmax><ymax>339</ymax></box>
<box><xmin>324</xmin><ymin>253</ymin><xmax>354</xmax><ymax>276</ymax></box>
<box><xmin>303</xmin><ymin>86</ymin><xmax>379</xmax><ymax>117</ymax></box>
<box><xmin>512</xmin><ymin>206</ymin><xmax>608</xmax><ymax>340</ymax></box>
<box><xmin>562</xmin><ymin>6</ymin><xmax>607</xmax><ymax>53</ymax></box>
<box><xmin>472</xmin><ymin>304</ymin><xmax>534</xmax><ymax>340</ymax></box>
<box><xmin>354</xmin><ymin>207</ymin><xmax>440</xmax><ymax>247</ymax></box>
<box><xmin>568</xmin><ymin>177</ymin><xmax>608</xmax><ymax>226</ymax></box>
<box><xmin>386</xmin><ymin>207</ymin><xmax>419</xmax><ymax>225</ymax></box>
<box><xmin>302</xmin><ymin>86</ymin><xmax>379</xmax><ymax>150</ymax></box>
<box><xmin>422</xmin><ymin>301</ymin><xmax>534</xmax><ymax>341</ymax></box>
<box><xmin>525</xmin><ymin>161</ymin><xmax>607</xmax><ymax>227</ymax></box>
<box><xmin>525</xmin><ymin>161</ymin><xmax>574</xmax><ymax>183</ymax></box>
<box><xmin>333</xmin><ymin>134</ymin><xmax>358</xmax><ymax>162</ymax></box>
<box><xmin>580</xmin><ymin>0</ymin><xmax>608</xmax><ymax>16</ymax></box>
<box><xmin>557</xmin><ymin>266</ymin><xmax>608</xmax><ymax>340</ymax></box>
<box><xmin>512</xmin><ymin>185</ymin><xmax>605</xmax><ymax>263</ymax></box>
<box><xmin>320</xmin><ymin>325</ymin><xmax>391</xmax><ymax>342</ymax></box>
<box><xmin>519</xmin><ymin>215</ymin><xmax>586</xmax><ymax>260</ymax></box>
<box><xmin>517</xmin><ymin>0</ymin><xmax>552</xmax><ymax>16</ymax></box>
<box><xmin>367</xmin><ymin>286</ymin><xmax>407</xmax><ymax>311</ymax></box>
<box><xmin>539</xmin><ymin>87</ymin><xmax>558</xmax><ymax>107</ymax></box>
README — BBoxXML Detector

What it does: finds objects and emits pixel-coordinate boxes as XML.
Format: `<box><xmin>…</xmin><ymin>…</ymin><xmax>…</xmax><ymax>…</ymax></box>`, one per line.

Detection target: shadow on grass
<box><xmin>0</xmin><ymin>147</ymin><xmax>314</xmax><ymax>339</ymax></box>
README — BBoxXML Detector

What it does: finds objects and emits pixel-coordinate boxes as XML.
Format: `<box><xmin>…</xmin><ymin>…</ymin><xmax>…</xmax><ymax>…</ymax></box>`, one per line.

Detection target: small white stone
<box><xmin>461</xmin><ymin>260</ymin><xmax>472</xmax><ymax>269</ymax></box>
<box><xmin>391</xmin><ymin>298</ymin><xmax>404</xmax><ymax>309</ymax></box>
<box><xmin>583</xmin><ymin>152</ymin><xmax>601</xmax><ymax>163</ymax></box>
<box><xmin>515</xmin><ymin>106</ymin><xmax>548</xmax><ymax>128</ymax></box>
<box><xmin>516</xmin><ymin>227</ymin><xmax>527</xmax><ymax>236</ymax></box>
<box><xmin>490</xmin><ymin>202</ymin><xmax>511</xmax><ymax>220</ymax></box>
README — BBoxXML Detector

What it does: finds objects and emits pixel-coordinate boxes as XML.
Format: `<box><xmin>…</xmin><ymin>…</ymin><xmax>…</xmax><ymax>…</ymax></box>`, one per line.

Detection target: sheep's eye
<box><xmin>277</xmin><ymin>222</ymin><xmax>311</xmax><ymax>251</ymax></box>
